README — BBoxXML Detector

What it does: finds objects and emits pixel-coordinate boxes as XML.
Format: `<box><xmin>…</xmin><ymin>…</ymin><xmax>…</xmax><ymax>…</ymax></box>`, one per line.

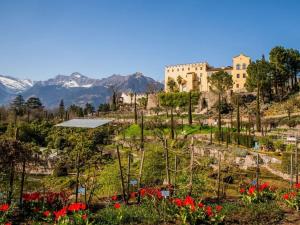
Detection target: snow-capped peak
<box><xmin>40</xmin><ymin>72</ymin><xmax>95</xmax><ymax>88</ymax></box>
<box><xmin>0</xmin><ymin>75</ymin><xmax>33</xmax><ymax>93</ymax></box>
<box><xmin>63</xmin><ymin>80</ymin><xmax>79</xmax><ymax>88</ymax></box>
<box><xmin>70</xmin><ymin>72</ymin><xmax>85</xmax><ymax>78</ymax></box>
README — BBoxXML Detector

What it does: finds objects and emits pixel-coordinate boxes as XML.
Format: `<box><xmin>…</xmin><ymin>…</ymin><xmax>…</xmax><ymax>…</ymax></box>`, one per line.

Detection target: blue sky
<box><xmin>0</xmin><ymin>0</ymin><xmax>299</xmax><ymax>81</ymax></box>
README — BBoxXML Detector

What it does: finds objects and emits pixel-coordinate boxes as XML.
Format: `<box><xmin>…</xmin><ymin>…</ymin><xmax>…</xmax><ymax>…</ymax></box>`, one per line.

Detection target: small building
<box><xmin>119</xmin><ymin>92</ymin><xmax>147</xmax><ymax>105</ymax></box>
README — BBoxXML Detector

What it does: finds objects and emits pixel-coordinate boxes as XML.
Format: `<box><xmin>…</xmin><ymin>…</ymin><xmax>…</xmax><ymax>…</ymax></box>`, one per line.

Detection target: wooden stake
<box><xmin>116</xmin><ymin>145</ymin><xmax>127</xmax><ymax>203</ymax></box>
<box><xmin>19</xmin><ymin>160</ymin><xmax>26</xmax><ymax>209</ymax></box>
<box><xmin>137</xmin><ymin>149</ymin><xmax>145</xmax><ymax>203</ymax></box>
<box><xmin>174</xmin><ymin>155</ymin><xmax>177</xmax><ymax>195</ymax></box>
<box><xmin>296</xmin><ymin>139</ymin><xmax>298</xmax><ymax>184</ymax></box>
<box><xmin>127</xmin><ymin>152</ymin><xmax>131</xmax><ymax>202</ymax></box>
<box><xmin>164</xmin><ymin>139</ymin><xmax>170</xmax><ymax>185</ymax></box>
<box><xmin>189</xmin><ymin>137</ymin><xmax>194</xmax><ymax>195</ymax></box>
<box><xmin>291</xmin><ymin>153</ymin><xmax>294</xmax><ymax>188</ymax></box>
<box><xmin>217</xmin><ymin>151</ymin><xmax>221</xmax><ymax>201</ymax></box>
<box><xmin>210</xmin><ymin>124</ymin><xmax>213</xmax><ymax>145</ymax></box>
<box><xmin>256</xmin><ymin>153</ymin><xmax>260</xmax><ymax>193</ymax></box>
<box><xmin>75</xmin><ymin>150</ymin><xmax>80</xmax><ymax>203</ymax></box>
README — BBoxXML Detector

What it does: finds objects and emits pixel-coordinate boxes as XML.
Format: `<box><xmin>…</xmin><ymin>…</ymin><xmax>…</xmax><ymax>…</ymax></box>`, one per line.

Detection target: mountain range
<box><xmin>0</xmin><ymin>72</ymin><xmax>163</xmax><ymax>108</ymax></box>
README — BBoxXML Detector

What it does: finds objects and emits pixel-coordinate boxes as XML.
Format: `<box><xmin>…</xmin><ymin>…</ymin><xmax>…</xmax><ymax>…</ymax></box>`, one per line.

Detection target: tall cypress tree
<box><xmin>59</xmin><ymin>99</ymin><xmax>65</xmax><ymax>120</ymax></box>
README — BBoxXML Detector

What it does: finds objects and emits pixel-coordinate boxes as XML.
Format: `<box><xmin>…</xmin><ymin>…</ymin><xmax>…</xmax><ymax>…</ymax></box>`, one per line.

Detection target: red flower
<box><xmin>174</xmin><ymin>198</ymin><xmax>182</xmax><ymax>207</ymax></box>
<box><xmin>198</xmin><ymin>202</ymin><xmax>204</xmax><ymax>208</ymax></box>
<box><xmin>156</xmin><ymin>190</ymin><xmax>163</xmax><ymax>199</ymax></box>
<box><xmin>43</xmin><ymin>211</ymin><xmax>51</xmax><ymax>217</ymax></box>
<box><xmin>205</xmin><ymin>206</ymin><xmax>213</xmax><ymax>217</ymax></box>
<box><xmin>82</xmin><ymin>214</ymin><xmax>87</xmax><ymax>220</ymax></box>
<box><xmin>259</xmin><ymin>182</ymin><xmax>269</xmax><ymax>192</ymax></box>
<box><xmin>190</xmin><ymin>204</ymin><xmax>196</xmax><ymax>212</ymax></box>
<box><xmin>295</xmin><ymin>183</ymin><xmax>300</xmax><ymax>189</ymax></box>
<box><xmin>216</xmin><ymin>205</ymin><xmax>222</xmax><ymax>212</ymax></box>
<box><xmin>54</xmin><ymin>207</ymin><xmax>67</xmax><ymax>220</ymax></box>
<box><xmin>283</xmin><ymin>193</ymin><xmax>290</xmax><ymax>200</ymax></box>
<box><xmin>112</xmin><ymin>193</ymin><xmax>118</xmax><ymax>201</ymax></box>
<box><xmin>68</xmin><ymin>202</ymin><xmax>86</xmax><ymax>212</ymax></box>
<box><xmin>5</xmin><ymin>223</ymin><xmax>12</xmax><ymax>225</ymax></box>
<box><xmin>0</xmin><ymin>204</ymin><xmax>9</xmax><ymax>211</ymax></box>
<box><xmin>239</xmin><ymin>188</ymin><xmax>245</xmax><ymax>194</ymax></box>
<box><xmin>114</xmin><ymin>203</ymin><xmax>121</xmax><ymax>209</ymax></box>
<box><xmin>22</xmin><ymin>192</ymin><xmax>41</xmax><ymax>202</ymax></box>
<box><xmin>283</xmin><ymin>192</ymin><xmax>297</xmax><ymax>200</ymax></box>
<box><xmin>140</xmin><ymin>188</ymin><xmax>146</xmax><ymax>197</ymax></box>
<box><xmin>183</xmin><ymin>196</ymin><xmax>194</xmax><ymax>206</ymax></box>
<box><xmin>248</xmin><ymin>186</ymin><xmax>256</xmax><ymax>195</ymax></box>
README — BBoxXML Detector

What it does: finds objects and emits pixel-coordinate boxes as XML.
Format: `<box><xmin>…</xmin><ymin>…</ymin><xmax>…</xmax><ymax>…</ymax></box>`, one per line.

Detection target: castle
<box><xmin>164</xmin><ymin>54</ymin><xmax>251</xmax><ymax>93</ymax></box>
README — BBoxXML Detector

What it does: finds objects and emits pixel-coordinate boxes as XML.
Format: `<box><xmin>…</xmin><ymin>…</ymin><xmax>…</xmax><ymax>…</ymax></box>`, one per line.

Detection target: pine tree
<box><xmin>59</xmin><ymin>99</ymin><xmax>65</xmax><ymax>120</ymax></box>
<box><xmin>10</xmin><ymin>95</ymin><xmax>25</xmax><ymax>116</ymax></box>
<box><xmin>26</xmin><ymin>97</ymin><xmax>43</xmax><ymax>109</ymax></box>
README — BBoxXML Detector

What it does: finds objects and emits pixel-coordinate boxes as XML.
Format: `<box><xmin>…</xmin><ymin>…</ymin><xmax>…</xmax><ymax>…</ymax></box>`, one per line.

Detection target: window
<box><xmin>242</xmin><ymin>63</ymin><xmax>247</xmax><ymax>70</ymax></box>
<box><xmin>237</xmin><ymin>74</ymin><xmax>240</xmax><ymax>78</ymax></box>
<box><xmin>243</xmin><ymin>73</ymin><xmax>246</xmax><ymax>78</ymax></box>
<box><xmin>188</xmin><ymin>67</ymin><xmax>190</xmax><ymax>71</ymax></box>
<box><xmin>236</xmin><ymin>84</ymin><xmax>239</xmax><ymax>88</ymax></box>
<box><xmin>172</xmin><ymin>69</ymin><xmax>174</xmax><ymax>72</ymax></box>
<box><xmin>167</xmin><ymin>70</ymin><xmax>169</xmax><ymax>72</ymax></box>
<box><xmin>182</xmin><ymin>68</ymin><xmax>184</xmax><ymax>71</ymax></box>
<box><xmin>200</xmin><ymin>73</ymin><xmax>202</xmax><ymax>77</ymax></box>
<box><xmin>236</xmin><ymin>64</ymin><xmax>240</xmax><ymax>70</ymax></box>
<box><xmin>195</xmin><ymin>67</ymin><xmax>197</xmax><ymax>70</ymax></box>
<box><xmin>200</xmin><ymin>67</ymin><xmax>202</xmax><ymax>70</ymax></box>
<box><xmin>177</xmin><ymin>68</ymin><xmax>179</xmax><ymax>72</ymax></box>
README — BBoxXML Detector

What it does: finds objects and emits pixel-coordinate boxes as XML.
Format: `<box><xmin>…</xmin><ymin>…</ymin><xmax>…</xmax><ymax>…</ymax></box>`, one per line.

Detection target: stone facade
<box><xmin>165</xmin><ymin>54</ymin><xmax>251</xmax><ymax>93</ymax></box>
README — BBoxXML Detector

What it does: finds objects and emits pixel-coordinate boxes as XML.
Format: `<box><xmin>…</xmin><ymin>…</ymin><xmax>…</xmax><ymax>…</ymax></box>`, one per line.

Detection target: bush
<box><xmin>287</xmin><ymin>119</ymin><xmax>297</xmax><ymax>128</ymax></box>
<box><xmin>54</xmin><ymin>162</ymin><xmax>68</xmax><ymax>177</ymax></box>
<box><xmin>215</xmin><ymin>131</ymin><xmax>255</xmax><ymax>148</ymax></box>
<box><xmin>239</xmin><ymin>182</ymin><xmax>276</xmax><ymax>204</ymax></box>
<box><xmin>273</xmin><ymin>140</ymin><xmax>286</xmax><ymax>152</ymax></box>
<box><xmin>259</xmin><ymin>136</ymin><xmax>274</xmax><ymax>151</ymax></box>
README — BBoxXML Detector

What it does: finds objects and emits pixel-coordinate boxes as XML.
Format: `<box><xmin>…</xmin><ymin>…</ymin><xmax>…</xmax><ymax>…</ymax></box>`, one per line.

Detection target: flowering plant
<box><xmin>240</xmin><ymin>182</ymin><xmax>276</xmax><ymax>204</ymax></box>
<box><xmin>22</xmin><ymin>191</ymin><xmax>71</xmax><ymax>219</ymax></box>
<box><xmin>0</xmin><ymin>203</ymin><xmax>12</xmax><ymax>224</ymax></box>
<box><xmin>282</xmin><ymin>183</ymin><xmax>300</xmax><ymax>211</ymax></box>
<box><xmin>50</xmin><ymin>202</ymin><xmax>91</xmax><ymax>225</ymax></box>
<box><xmin>172</xmin><ymin>196</ymin><xmax>224</xmax><ymax>225</ymax></box>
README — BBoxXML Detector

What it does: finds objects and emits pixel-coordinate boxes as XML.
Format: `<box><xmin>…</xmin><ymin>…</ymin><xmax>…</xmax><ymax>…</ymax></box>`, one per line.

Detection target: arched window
<box><xmin>236</xmin><ymin>64</ymin><xmax>241</xmax><ymax>70</ymax></box>
<box><xmin>242</xmin><ymin>63</ymin><xmax>247</xmax><ymax>70</ymax></box>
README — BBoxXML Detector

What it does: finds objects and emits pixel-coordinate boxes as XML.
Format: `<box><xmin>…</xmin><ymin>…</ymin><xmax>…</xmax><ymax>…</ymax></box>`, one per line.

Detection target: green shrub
<box><xmin>273</xmin><ymin>140</ymin><xmax>286</xmax><ymax>152</ymax></box>
<box><xmin>53</xmin><ymin>162</ymin><xmax>68</xmax><ymax>177</ymax></box>
<box><xmin>259</xmin><ymin>136</ymin><xmax>274</xmax><ymax>151</ymax></box>
<box><xmin>287</xmin><ymin>119</ymin><xmax>297</xmax><ymax>128</ymax></box>
<box><xmin>215</xmin><ymin>131</ymin><xmax>255</xmax><ymax>148</ymax></box>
